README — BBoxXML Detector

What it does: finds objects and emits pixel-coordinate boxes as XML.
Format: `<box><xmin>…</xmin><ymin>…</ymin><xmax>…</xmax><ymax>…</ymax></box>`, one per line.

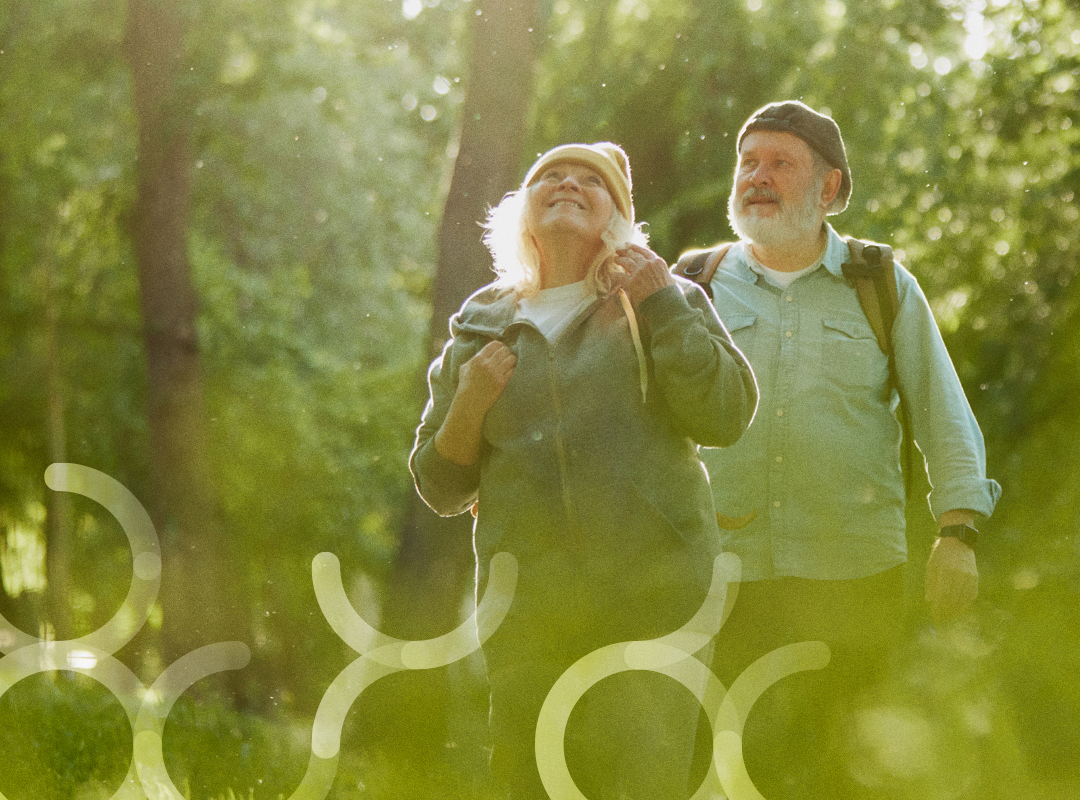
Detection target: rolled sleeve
<box><xmin>892</xmin><ymin>268</ymin><xmax>1002</xmax><ymax>521</ymax></box>
<box><xmin>410</xmin><ymin>435</ymin><xmax>481</xmax><ymax>517</ymax></box>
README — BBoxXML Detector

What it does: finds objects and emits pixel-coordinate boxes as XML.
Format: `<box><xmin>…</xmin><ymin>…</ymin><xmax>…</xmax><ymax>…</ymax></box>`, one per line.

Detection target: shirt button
<box><xmin>775</xmin><ymin>456</ymin><xmax>783</xmax><ymax>463</ymax></box>
<box><xmin>776</xmin><ymin>408</ymin><xmax>784</xmax><ymax>417</ymax></box>
<box><xmin>785</xmin><ymin>330</ymin><xmax>793</xmax><ymax>338</ymax></box>
<box><xmin>786</xmin><ymin>295</ymin><xmax>793</xmax><ymax>302</ymax></box>
<box><xmin>773</xmin><ymin>500</ymin><xmax>781</xmax><ymax>508</ymax></box>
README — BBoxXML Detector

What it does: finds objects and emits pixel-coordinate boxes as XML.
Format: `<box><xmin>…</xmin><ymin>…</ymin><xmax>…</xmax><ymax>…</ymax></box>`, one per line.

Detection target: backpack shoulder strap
<box><xmin>672</xmin><ymin>243</ymin><xmax>735</xmax><ymax>300</ymax></box>
<box><xmin>841</xmin><ymin>237</ymin><xmax>898</xmax><ymax>355</ymax></box>
<box><xmin>841</xmin><ymin>236</ymin><xmax>922</xmax><ymax>501</ymax></box>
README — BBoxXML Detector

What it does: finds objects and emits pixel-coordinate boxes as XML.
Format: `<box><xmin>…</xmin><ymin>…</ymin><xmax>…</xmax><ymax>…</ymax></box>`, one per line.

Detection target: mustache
<box><xmin>740</xmin><ymin>187</ymin><xmax>782</xmax><ymax>206</ymax></box>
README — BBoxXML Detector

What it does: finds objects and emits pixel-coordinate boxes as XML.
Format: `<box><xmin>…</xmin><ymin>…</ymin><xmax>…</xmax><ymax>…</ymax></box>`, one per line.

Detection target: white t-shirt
<box><xmin>516</xmin><ymin>281</ymin><xmax>596</xmax><ymax>341</ymax></box>
<box><xmin>745</xmin><ymin>245</ymin><xmax>825</xmax><ymax>289</ymax></box>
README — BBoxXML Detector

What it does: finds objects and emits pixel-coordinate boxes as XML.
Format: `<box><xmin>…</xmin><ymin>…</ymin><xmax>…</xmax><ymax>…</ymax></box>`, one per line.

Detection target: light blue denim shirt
<box><xmin>701</xmin><ymin>224</ymin><xmax>1001</xmax><ymax>581</ymax></box>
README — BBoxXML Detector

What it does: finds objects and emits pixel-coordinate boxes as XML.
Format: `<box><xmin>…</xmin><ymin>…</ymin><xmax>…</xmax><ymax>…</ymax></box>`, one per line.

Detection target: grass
<box><xmin>0</xmin><ymin>670</ymin><xmax>498</xmax><ymax>800</ymax></box>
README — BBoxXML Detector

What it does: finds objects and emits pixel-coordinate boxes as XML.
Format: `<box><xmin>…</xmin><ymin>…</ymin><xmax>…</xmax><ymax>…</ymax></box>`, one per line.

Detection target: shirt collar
<box><xmin>729</xmin><ymin>222</ymin><xmax>849</xmax><ymax>282</ymax></box>
<box><xmin>820</xmin><ymin>223</ymin><xmax>851</xmax><ymax>279</ymax></box>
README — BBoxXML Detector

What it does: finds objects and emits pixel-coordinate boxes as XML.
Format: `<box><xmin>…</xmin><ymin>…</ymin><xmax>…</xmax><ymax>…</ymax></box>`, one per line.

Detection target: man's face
<box><xmin>728</xmin><ymin>130</ymin><xmax>827</xmax><ymax>247</ymax></box>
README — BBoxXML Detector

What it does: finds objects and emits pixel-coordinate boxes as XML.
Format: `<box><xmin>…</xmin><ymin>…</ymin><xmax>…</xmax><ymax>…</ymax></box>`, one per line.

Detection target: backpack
<box><xmin>672</xmin><ymin>237</ymin><xmax>918</xmax><ymax>500</ymax></box>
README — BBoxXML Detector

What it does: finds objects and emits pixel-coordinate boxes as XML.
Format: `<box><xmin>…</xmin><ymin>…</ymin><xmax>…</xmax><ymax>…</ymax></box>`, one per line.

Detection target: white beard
<box><xmin>728</xmin><ymin>183</ymin><xmax>823</xmax><ymax>247</ymax></box>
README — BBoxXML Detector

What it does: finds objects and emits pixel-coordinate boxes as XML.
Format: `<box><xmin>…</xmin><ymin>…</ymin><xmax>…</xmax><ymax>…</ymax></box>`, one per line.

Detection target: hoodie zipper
<box><xmin>546</xmin><ymin>340</ymin><xmax>579</xmax><ymax>533</ymax></box>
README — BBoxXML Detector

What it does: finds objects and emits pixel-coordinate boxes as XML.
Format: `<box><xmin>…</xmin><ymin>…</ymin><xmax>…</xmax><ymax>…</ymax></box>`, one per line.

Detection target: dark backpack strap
<box><xmin>672</xmin><ymin>243</ymin><xmax>734</xmax><ymax>301</ymax></box>
<box><xmin>841</xmin><ymin>238</ymin><xmax>898</xmax><ymax>355</ymax></box>
<box><xmin>841</xmin><ymin>237</ymin><xmax>920</xmax><ymax>502</ymax></box>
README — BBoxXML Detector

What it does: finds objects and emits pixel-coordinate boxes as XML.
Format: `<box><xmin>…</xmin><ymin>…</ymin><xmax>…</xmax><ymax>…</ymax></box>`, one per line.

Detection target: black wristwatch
<box><xmin>939</xmin><ymin>524</ymin><xmax>978</xmax><ymax>550</ymax></box>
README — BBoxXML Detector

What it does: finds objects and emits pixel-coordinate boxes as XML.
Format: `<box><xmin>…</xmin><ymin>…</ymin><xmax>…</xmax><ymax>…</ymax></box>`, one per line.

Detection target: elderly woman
<box><xmin>410</xmin><ymin>143</ymin><xmax>757</xmax><ymax>799</ymax></box>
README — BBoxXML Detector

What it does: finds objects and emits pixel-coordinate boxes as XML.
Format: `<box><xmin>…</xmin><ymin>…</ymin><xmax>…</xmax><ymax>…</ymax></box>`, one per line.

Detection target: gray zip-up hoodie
<box><xmin>411</xmin><ymin>278</ymin><xmax>758</xmax><ymax>595</ymax></box>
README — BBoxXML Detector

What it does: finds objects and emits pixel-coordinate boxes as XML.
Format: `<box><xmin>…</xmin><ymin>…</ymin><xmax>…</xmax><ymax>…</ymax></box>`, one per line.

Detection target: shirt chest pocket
<box><xmin>821</xmin><ymin>317</ymin><xmax>886</xmax><ymax>390</ymax></box>
<box><xmin>718</xmin><ymin>313</ymin><xmax>758</xmax><ymax>371</ymax></box>
<box><xmin>721</xmin><ymin>312</ymin><xmax>757</xmax><ymax>349</ymax></box>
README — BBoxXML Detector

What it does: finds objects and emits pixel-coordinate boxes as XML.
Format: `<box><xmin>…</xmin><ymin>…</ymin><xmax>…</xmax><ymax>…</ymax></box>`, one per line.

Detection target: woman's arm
<box><xmin>613</xmin><ymin>244</ymin><xmax>757</xmax><ymax>447</ymax></box>
<box><xmin>433</xmin><ymin>340</ymin><xmax>517</xmax><ymax>466</ymax></box>
<box><xmin>410</xmin><ymin>338</ymin><xmax>516</xmax><ymax>516</ymax></box>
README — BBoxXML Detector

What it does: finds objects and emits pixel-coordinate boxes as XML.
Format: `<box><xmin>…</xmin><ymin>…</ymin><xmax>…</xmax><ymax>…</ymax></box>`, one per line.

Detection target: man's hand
<box><xmin>925</xmin><ymin>535</ymin><xmax>978</xmax><ymax>624</ymax></box>
<box><xmin>613</xmin><ymin>244</ymin><xmax>674</xmax><ymax>306</ymax></box>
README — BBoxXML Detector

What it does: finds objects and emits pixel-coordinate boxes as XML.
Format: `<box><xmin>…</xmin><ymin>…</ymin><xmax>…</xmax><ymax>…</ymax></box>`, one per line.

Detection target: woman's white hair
<box><xmin>482</xmin><ymin>189</ymin><xmax>649</xmax><ymax>299</ymax></box>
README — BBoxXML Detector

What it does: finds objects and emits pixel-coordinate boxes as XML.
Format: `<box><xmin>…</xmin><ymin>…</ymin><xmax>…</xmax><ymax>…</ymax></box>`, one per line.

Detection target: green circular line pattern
<box><xmin>44</xmin><ymin>463</ymin><xmax>161</xmax><ymax>656</ymax></box>
<box><xmin>0</xmin><ymin>642</ymin><xmax>147</xmax><ymax>800</ymax></box>
<box><xmin>134</xmin><ymin>642</ymin><xmax>252</xmax><ymax>800</ymax></box>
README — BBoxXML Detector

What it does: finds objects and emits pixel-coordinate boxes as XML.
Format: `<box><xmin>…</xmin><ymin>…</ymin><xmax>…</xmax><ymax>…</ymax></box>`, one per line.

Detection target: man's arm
<box><xmin>890</xmin><ymin>267</ymin><xmax>1001</xmax><ymax>623</ymax></box>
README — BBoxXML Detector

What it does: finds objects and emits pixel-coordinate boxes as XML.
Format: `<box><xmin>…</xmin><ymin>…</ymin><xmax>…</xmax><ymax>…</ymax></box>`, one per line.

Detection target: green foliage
<box><xmin>0</xmin><ymin>672</ymin><xmax>131</xmax><ymax>800</ymax></box>
<box><xmin>175</xmin><ymin>0</ymin><xmax>468</xmax><ymax>711</ymax></box>
<box><xmin>0</xmin><ymin>0</ymin><xmax>144</xmax><ymax>500</ymax></box>
<box><xmin>1</xmin><ymin>0</ymin><xmax>466</xmax><ymax>712</ymax></box>
<box><xmin>843</xmin><ymin>613</ymin><xmax>1032</xmax><ymax>799</ymax></box>
<box><xmin>186</xmin><ymin>0</ymin><xmax>446</xmax><ymax>578</ymax></box>
<box><xmin>0</xmin><ymin>671</ymin><xmax>498</xmax><ymax>800</ymax></box>
<box><xmin>3</xmin><ymin>0</ymin><xmax>1080</xmax><ymax>795</ymax></box>
<box><xmin>161</xmin><ymin>696</ymin><xmax>310</xmax><ymax>800</ymax></box>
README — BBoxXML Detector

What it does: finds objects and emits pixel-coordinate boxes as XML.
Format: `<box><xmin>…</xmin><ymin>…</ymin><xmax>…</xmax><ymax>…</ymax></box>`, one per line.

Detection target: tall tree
<box><xmin>374</xmin><ymin>0</ymin><xmax>544</xmax><ymax>771</ymax></box>
<box><xmin>43</xmin><ymin>224</ymin><xmax>74</xmax><ymax>640</ymax></box>
<box><xmin>0</xmin><ymin>0</ymin><xmax>142</xmax><ymax>645</ymax></box>
<box><xmin>124</xmin><ymin>0</ymin><xmax>243</xmax><ymax>674</ymax></box>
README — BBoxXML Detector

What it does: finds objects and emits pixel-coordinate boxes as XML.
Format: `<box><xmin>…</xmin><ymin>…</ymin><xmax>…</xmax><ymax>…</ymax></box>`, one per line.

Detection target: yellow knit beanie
<box><xmin>522</xmin><ymin>142</ymin><xmax>634</xmax><ymax>226</ymax></box>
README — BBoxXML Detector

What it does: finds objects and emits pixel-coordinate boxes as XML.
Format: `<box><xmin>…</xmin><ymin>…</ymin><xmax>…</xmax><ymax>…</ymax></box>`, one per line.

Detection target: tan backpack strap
<box><xmin>672</xmin><ymin>242</ymin><xmax>735</xmax><ymax>300</ymax></box>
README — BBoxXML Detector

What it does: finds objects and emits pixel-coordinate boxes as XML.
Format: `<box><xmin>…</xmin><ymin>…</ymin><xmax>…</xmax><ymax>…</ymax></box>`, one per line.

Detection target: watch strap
<box><xmin>939</xmin><ymin>524</ymin><xmax>978</xmax><ymax>550</ymax></box>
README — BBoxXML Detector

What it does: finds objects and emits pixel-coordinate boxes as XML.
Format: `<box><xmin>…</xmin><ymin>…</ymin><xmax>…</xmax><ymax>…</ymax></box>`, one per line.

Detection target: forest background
<box><xmin>1</xmin><ymin>0</ymin><xmax>1078</xmax><ymax>798</ymax></box>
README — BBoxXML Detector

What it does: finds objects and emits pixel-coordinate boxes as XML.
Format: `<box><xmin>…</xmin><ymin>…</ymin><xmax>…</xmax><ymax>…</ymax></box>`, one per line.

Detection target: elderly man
<box><xmin>677</xmin><ymin>101</ymin><xmax>1001</xmax><ymax>798</ymax></box>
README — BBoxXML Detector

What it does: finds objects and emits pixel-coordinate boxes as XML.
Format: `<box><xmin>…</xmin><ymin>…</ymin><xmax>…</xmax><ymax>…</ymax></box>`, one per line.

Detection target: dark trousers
<box><xmin>482</xmin><ymin>547</ymin><xmax>709</xmax><ymax>800</ymax></box>
<box><xmin>706</xmin><ymin>567</ymin><xmax>905</xmax><ymax>800</ymax></box>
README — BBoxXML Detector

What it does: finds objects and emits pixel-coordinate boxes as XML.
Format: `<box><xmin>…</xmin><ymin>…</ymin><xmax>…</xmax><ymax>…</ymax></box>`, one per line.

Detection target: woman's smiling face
<box><xmin>525</xmin><ymin>162</ymin><xmax>615</xmax><ymax>244</ymax></box>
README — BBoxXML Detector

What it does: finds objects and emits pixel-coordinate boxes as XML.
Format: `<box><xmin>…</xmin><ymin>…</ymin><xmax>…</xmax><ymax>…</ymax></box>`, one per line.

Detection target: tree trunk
<box><xmin>44</xmin><ymin>225</ymin><xmax>74</xmax><ymax>641</ymax></box>
<box><xmin>426</xmin><ymin>1</ymin><xmax>543</xmax><ymax>361</ymax></box>
<box><xmin>124</xmin><ymin>0</ymin><xmax>243</xmax><ymax>687</ymax></box>
<box><xmin>371</xmin><ymin>0</ymin><xmax>543</xmax><ymax>771</ymax></box>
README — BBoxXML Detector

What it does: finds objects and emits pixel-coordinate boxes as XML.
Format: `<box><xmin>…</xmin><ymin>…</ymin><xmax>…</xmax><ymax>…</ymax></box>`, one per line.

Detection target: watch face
<box><xmin>941</xmin><ymin>525</ymin><xmax>977</xmax><ymax>548</ymax></box>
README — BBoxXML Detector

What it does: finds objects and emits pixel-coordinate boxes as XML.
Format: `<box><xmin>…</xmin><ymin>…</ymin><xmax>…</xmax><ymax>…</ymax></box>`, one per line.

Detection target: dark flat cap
<box><xmin>738</xmin><ymin>100</ymin><xmax>851</xmax><ymax>213</ymax></box>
